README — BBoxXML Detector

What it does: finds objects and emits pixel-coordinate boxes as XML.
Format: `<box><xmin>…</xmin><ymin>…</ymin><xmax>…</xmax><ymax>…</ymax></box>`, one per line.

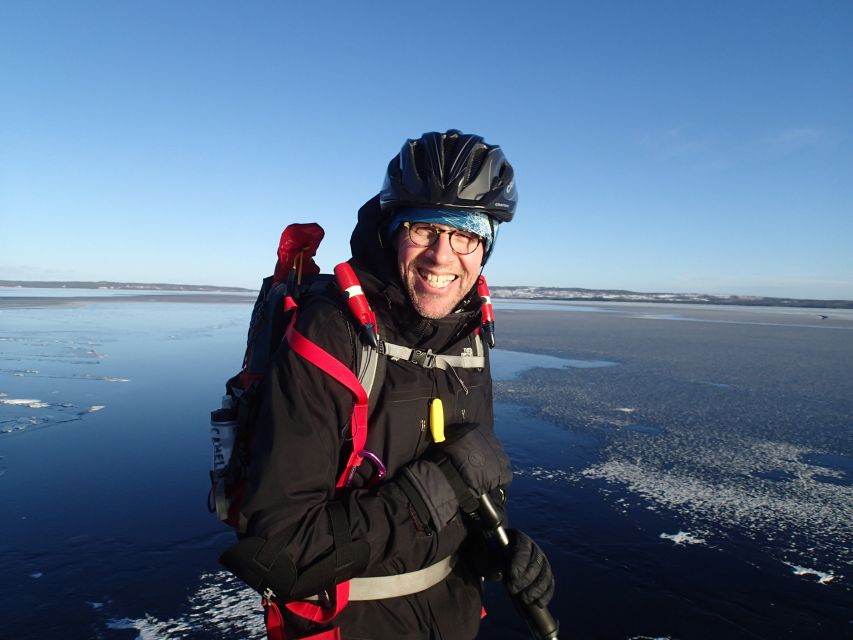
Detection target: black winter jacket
<box><xmin>241</xmin><ymin>197</ymin><xmax>504</xmax><ymax>639</ymax></box>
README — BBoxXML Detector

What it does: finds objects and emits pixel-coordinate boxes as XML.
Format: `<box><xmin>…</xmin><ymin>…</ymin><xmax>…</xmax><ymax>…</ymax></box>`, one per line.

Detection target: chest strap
<box><xmin>381</xmin><ymin>335</ymin><xmax>485</xmax><ymax>370</ymax></box>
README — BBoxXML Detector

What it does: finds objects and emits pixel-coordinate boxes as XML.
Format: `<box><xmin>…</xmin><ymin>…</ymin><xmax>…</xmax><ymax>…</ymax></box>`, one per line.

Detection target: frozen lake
<box><xmin>1</xmin><ymin>294</ymin><xmax>851</xmax><ymax>639</ymax></box>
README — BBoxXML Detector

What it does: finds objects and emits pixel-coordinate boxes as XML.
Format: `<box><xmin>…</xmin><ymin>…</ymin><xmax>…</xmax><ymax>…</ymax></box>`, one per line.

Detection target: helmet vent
<box><xmin>466</xmin><ymin>147</ymin><xmax>488</xmax><ymax>186</ymax></box>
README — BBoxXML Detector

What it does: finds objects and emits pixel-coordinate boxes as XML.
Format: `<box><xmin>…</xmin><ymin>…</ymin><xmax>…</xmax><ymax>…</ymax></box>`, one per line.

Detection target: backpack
<box><xmin>207</xmin><ymin>222</ymin><xmax>384</xmax><ymax>534</ymax></box>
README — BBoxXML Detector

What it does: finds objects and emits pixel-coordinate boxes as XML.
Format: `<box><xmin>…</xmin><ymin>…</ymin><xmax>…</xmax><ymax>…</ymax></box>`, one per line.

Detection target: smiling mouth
<box><xmin>418</xmin><ymin>269</ymin><xmax>458</xmax><ymax>289</ymax></box>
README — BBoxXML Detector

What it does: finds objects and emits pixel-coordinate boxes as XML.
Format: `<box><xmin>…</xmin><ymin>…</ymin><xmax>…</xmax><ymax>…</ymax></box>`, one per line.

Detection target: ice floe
<box><xmin>0</xmin><ymin>398</ymin><xmax>49</xmax><ymax>408</ymax></box>
<box><xmin>660</xmin><ymin>531</ymin><xmax>706</xmax><ymax>546</ymax></box>
<box><xmin>786</xmin><ymin>564</ymin><xmax>837</xmax><ymax>585</ymax></box>
<box><xmin>0</xmin><ymin>400</ymin><xmax>107</xmax><ymax>435</ymax></box>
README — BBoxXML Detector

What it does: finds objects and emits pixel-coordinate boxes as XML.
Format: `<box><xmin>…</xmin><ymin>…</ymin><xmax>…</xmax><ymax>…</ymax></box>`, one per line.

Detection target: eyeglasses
<box><xmin>402</xmin><ymin>222</ymin><xmax>483</xmax><ymax>255</ymax></box>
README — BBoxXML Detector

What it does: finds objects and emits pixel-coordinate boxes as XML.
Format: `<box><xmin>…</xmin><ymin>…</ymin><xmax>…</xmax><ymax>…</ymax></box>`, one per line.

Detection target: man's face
<box><xmin>396</xmin><ymin>223</ymin><xmax>485</xmax><ymax>320</ymax></box>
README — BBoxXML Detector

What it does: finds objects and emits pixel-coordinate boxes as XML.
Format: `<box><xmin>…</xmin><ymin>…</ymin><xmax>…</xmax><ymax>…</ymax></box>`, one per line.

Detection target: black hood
<box><xmin>348</xmin><ymin>194</ymin><xmax>481</xmax><ymax>345</ymax></box>
<box><xmin>350</xmin><ymin>195</ymin><xmax>398</xmax><ymax>284</ymax></box>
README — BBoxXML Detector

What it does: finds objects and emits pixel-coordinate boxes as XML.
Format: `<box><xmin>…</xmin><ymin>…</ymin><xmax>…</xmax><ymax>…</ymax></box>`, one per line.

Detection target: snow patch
<box><xmin>660</xmin><ymin>531</ymin><xmax>706</xmax><ymax>546</ymax></box>
<box><xmin>98</xmin><ymin>571</ymin><xmax>264</xmax><ymax>638</ymax></box>
<box><xmin>787</xmin><ymin>564</ymin><xmax>837</xmax><ymax>585</ymax></box>
<box><xmin>513</xmin><ymin>465</ymin><xmax>577</xmax><ymax>484</ymax></box>
<box><xmin>582</xmin><ymin>439</ymin><xmax>853</xmax><ymax>581</ymax></box>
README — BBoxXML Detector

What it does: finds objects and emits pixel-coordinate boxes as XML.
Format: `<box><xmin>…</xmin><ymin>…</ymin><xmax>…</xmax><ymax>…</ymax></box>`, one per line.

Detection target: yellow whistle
<box><xmin>429</xmin><ymin>398</ymin><xmax>445</xmax><ymax>443</ymax></box>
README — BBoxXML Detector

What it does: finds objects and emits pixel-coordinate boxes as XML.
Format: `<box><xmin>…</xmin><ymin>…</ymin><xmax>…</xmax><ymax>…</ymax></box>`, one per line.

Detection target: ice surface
<box><xmin>582</xmin><ymin>438</ymin><xmax>853</xmax><ymax>580</ymax></box>
<box><xmin>99</xmin><ymin>572</ymin><xmax>264</xmax><ymax>639</ymax></box>
<box><xmin>3</xmin><ymin>296</ymin><xmax>851</xmax><ymax>639</ymax></box>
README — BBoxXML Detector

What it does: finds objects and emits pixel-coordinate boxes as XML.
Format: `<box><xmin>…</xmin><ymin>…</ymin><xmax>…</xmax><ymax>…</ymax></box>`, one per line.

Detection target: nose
<box><xmin>425</xmin><ymin>231</ymin><xmax>455</xmax><ymax>264</ymax></box>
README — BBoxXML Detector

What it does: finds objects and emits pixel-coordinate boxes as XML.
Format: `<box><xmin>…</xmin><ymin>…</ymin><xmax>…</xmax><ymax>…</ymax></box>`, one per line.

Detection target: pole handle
<box><xmin>476</xmin><ymin>494</ymin><xmax>560</xmax><ymax>640</ymax></box>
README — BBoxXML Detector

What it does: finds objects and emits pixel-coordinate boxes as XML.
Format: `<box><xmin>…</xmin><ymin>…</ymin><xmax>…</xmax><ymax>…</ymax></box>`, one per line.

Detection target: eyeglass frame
<box><xmin>401</xmin><ymin>221</ymin><xmax>483</xmax><ymax>256</ymax></box>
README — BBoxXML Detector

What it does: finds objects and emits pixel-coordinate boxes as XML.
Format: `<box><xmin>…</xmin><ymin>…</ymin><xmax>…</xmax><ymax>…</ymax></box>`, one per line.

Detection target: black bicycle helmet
<box><xmin>379</xmin><ymin>129</ymin><xmax>517</xmax><ymax>223</ymax></box>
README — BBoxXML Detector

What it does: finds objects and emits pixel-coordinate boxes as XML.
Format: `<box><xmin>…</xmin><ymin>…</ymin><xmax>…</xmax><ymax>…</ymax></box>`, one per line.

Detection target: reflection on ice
<box><xmin>491</xmin><ymin>349</ymin><xmax>618</xmax><ymax>381</ymax></box>
<box><xmin>625</xmin><ymin>424</ymin><xmax>663</xmax><ymax>436</ymax></box>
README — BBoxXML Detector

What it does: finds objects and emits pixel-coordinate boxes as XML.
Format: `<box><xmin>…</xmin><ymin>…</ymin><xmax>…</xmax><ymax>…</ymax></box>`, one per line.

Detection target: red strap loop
<box><xmin>263</xmin><ymin>599</ymin><xmax>286</xmax><ymax>640</ymax></box>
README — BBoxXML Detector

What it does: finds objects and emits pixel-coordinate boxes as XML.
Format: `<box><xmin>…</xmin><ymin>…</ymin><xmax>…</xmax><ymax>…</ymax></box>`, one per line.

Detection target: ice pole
<box><xmin>473</xmin><ymin>493</ymin><xmax>560</xmax><ymax>640</ymax></box>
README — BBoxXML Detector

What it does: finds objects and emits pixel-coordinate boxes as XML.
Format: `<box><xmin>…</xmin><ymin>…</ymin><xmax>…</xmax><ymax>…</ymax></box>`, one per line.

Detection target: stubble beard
<box><xmin>401</xmin><ymin>264</ymin><xmax>466</xmax><ymax>320</ymax></box>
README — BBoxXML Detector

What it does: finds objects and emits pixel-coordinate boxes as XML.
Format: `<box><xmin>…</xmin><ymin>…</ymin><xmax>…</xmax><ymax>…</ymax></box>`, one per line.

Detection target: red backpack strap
<box><xmin>280</xmin><ymin>297</ymin><xmax>374</xmax><ymax>627</ymax></box>
<box><xmin>264</xmin><ymin>592</ymin><xmax>346</xmax><ymax>639</ymax></box>
<box><xmin>263</xmin><ymin>597</ymin><xmax>287</xmax><ymax>640</ymax></box>
<box><xmin>284</xmin><ymin>316</ymin><xmax>369</xmax><ymax>488</ymax></box>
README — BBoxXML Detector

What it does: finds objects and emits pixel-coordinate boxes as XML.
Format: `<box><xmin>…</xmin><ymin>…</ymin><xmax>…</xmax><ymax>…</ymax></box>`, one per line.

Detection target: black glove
<box><xmin>505</xmin><ymin>529</ymin><xmax>555</xmax><ymax>608</ymax></box>
<box><xmin>430</xmin><ymin>423</ymin><xmax>512</xmax><ymax>497</ymax></box>
<box><xmin>394</xmin><ymin>425</ymin><xmax>511</xmax><ymax>534</ymax></box>
<box><xmin>460</xmin><ymin>533</ymin><xmax>505</xmax><ymax>581</ymax></box>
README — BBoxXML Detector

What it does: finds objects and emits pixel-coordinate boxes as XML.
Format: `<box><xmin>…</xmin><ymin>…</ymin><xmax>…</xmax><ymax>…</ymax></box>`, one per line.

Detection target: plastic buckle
<box><xmin>409</xmin><ymin>349</ymin><xmax>435</xmax><ymax>368</ymax></box>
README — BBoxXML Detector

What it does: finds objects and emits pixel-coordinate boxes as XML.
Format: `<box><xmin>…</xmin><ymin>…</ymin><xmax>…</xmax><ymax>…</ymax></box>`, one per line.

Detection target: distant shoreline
<box><xmin>0</xmin><ymin>292</ymin><xmax>255</xmax><ymax>309</ymax></box>
<box><xmin>2</xmin><ymin>280</ymin><xmax>851</xmax><ymax>310</ymax></box>
<box><xmin>0</xmin><ymin>280</ymin><xmax>252</xmax><ymax>293</ymax></box>
<box><xmin>490</xmin><ymin>292</ymin><xmax>853</xmax><ymax>310</ymax></box>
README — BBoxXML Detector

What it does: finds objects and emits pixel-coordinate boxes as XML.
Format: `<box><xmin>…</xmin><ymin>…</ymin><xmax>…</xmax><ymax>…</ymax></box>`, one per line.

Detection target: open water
<box><xmin>0</xmin><ymin>294</ymin><xmax>851</xmax><ymax>639</ymax></box>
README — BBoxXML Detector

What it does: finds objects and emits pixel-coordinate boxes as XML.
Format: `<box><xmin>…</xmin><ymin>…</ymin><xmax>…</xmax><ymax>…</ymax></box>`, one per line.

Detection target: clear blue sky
<box><xmin>2</xmin><ymin>1</ymin><xmax>851</xmax><ymax>299</ymax></box>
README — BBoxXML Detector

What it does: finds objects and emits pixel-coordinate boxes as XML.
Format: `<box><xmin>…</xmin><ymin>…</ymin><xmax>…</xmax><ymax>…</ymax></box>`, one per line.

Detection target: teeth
<box><xmin>421</xmin><ymin>271</ymin><xmax>456</xmax><ymax>288</ymax></box>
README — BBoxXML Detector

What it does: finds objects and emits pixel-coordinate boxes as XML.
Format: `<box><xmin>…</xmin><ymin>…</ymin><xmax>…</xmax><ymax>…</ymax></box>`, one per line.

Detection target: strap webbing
<box><xmin>285</xmin><ymin>581</ymin><xmax>350</xmax><ymax>624</ymax></box>
<box><xmin>285</xmin><ymin>316</ymin><xmax>368</xmax><ymax>489</ymax></box>
<box><xmin>263</xmin><ymin>599</ymin><xmax>286</xmax><ymax>640</ymax></box>
<box><xmin>381</xmin><ymin>341</ymin><xmax>485</xmax><ymax>370</ymax></box>
<box><xmin>283</xmin><ymin>313</ymin><xmax>368</xmax><ymax>626</ymax></box>
<box><xmin>346</xmin><ymin>555</ymin><xmax>455</xmax><ymax>600</ymax></box>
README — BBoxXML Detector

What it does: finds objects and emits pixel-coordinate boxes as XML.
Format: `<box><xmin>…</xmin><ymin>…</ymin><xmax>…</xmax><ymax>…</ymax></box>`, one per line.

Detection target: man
<box><xmin>224</xmin><ymin>130</ymin><xmax>554</xmax><ymax>639</ymax></box>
